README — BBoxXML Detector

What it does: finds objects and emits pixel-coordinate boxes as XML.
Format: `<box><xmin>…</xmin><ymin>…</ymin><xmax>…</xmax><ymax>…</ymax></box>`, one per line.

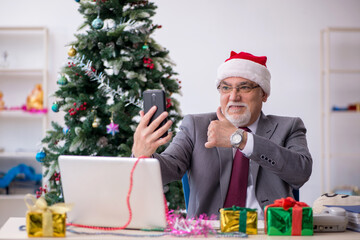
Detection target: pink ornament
<box><xmin>106</xmin><ymin>121</ymin><xmax>119</xmax><ymax>136</ymax></box>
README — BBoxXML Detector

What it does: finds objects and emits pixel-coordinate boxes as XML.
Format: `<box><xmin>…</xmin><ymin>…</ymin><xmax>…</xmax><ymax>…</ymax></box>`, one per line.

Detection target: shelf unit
<box><xmin>0</xmin><ymin>27</ymin><xmax>48</xmax><ymax>175</ymax></box>
<box><xmin>320</xmin><ymin>27</ymin><xmax>360</xmax><ymax>193</ymax></box>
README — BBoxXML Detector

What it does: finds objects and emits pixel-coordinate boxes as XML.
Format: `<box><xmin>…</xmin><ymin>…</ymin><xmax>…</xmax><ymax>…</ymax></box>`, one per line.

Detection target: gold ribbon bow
<box><xmin>25</xmin><ymin>194</ymin><xmax>72</xmax><ymax>237</ymax></box>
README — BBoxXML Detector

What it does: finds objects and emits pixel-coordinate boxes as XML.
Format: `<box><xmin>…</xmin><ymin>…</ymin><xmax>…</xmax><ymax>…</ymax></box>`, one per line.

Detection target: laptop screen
<box><xmin>59</xmin><ymin>155</ymin><xmax>167</xmax><ymax>229</ymax></box>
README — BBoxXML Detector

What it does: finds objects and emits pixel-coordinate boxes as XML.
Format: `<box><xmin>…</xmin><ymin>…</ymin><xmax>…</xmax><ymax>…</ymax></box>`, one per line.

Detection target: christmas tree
<box><xmin>37</xmin><ymin>0</ymin><xmax>184</xmax><ymax>210</ymax></box>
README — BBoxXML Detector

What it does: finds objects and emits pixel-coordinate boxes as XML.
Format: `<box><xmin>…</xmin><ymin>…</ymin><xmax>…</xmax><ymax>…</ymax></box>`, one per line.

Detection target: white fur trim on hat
<box><xmin>216</xmin><ymin>59</ymin><xmax>271</xmax><ymax>96</ymax></box>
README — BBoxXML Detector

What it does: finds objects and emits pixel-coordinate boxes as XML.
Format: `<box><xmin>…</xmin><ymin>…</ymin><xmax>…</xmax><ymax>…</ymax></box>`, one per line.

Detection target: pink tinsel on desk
<box><xmin>166</xmin><ymin>210</ymin><xmax>217</xmax><ymax>237</ymax></box>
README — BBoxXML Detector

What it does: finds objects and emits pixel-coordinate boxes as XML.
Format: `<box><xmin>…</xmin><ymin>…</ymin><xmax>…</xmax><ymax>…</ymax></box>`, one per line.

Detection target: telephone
<box><xmin>143</xmin><ymin>90</ymin><xmax>168</xmax><ymax>138</ymax></box>
<box><xmin>313</xmin><ymin>207</ymin><xmax>348</xmax><ymax>232</ymax></box>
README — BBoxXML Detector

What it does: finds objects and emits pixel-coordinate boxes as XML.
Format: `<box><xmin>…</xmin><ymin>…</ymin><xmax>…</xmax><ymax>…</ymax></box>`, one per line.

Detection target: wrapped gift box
<box><xmin>25</xmin><ymin>194</ymin><xmax>72</xmax><ymax>237</ymax></box>
<box><xmin>265</xmin><ymin>197</ymin><xmax>313</xmax><ymax>236</ymax></box>
<box><xmin>219</xmin><ymin>206</ymin><xmax>257</xmax><ymax>234</ymax></box>
<box><xmin>26</xmin><ymin>212</ymin><xmax>66</xmax><ymax>237</ymax></box>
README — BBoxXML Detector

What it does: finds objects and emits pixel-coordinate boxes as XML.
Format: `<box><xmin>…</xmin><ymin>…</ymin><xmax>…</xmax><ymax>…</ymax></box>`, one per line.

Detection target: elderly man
<box><xmin>132</xmin><ymin>51</ymin><xmax>313</xmax><ymax>219</ymax></box>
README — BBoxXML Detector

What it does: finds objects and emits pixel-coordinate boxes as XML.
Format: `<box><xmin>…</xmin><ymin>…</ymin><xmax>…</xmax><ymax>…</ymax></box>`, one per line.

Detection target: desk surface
<box><xmin>0</xmin><ymin>217</ymin><xmax>358</xmax><ymax>240</ymax></box>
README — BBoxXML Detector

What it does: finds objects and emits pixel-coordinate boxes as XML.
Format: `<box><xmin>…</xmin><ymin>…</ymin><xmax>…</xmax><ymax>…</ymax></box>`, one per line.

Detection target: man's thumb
<box><xmin>216</xmin><ymin>107</ymin><xmax>226</xmax><ymax>121</ymax></box>
<box><xmin>204</xmin><ymin>141</ymin><xmax>213</xmax><ymax>148</ymax></box>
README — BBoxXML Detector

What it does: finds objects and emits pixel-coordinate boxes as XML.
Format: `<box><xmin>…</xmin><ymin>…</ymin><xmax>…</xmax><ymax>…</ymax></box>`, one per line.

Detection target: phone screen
<box><xmin>143</xmin><ymin>89</ymin><xmax>168</xmax><ymax>138</ymax></box>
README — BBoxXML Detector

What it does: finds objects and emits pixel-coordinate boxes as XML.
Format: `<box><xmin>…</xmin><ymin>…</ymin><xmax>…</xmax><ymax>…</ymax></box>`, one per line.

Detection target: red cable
<box><xmin>67</xmin><ymin>155</ymin><xmax>147</xmax><ymax>231</ymax></box>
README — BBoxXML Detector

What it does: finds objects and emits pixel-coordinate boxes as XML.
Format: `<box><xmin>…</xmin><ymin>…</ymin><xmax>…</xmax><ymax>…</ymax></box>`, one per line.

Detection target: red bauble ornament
<box><xmin>166</xmin><ymin>98</ymin><xmax>172</xmax><ymax>108</ymax></box>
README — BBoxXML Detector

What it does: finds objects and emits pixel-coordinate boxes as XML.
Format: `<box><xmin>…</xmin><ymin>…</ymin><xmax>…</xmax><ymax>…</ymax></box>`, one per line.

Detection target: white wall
<box><xmin>1</xmin><ymin>0</ymin><xmax>360</xmax><ymax>206</ymax></box>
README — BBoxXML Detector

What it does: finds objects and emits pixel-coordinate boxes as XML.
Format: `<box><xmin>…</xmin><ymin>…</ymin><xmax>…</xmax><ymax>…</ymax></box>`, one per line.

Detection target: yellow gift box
<box><xmin>25</xmin><ymin>194</ymin><xmax>72</xmax><ymax>237</ymax></box>
<box><xmin>220</xmin><ymin>206</ymin><xmax>257</xmax><ymax>234</ymax></box>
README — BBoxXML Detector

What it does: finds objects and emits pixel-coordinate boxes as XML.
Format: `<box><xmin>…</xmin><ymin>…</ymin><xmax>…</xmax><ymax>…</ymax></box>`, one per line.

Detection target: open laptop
<box><xmin>58</xmin><ymin>155</ymin><xmax>168</xmax><ymax>229</ymax></box>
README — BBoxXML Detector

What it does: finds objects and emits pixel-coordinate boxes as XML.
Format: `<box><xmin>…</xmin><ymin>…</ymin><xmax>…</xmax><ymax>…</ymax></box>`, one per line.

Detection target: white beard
<box><xmin>224</xmin><ymin>102</ymin><xmax>251</xmax><ymax>127</ymax></box>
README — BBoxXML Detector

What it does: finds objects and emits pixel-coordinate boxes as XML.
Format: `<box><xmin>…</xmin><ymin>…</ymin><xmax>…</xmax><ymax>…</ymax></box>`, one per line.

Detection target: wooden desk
<box><xmin>0</xmin><ymin>217</ymin><xmax>358</xmax><ymax>239</ymax></box>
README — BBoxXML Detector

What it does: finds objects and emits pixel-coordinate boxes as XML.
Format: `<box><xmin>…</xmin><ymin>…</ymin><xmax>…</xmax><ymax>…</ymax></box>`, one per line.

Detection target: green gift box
<box><xmin>265</xmin><ymin>197</ymin><xmax>313</xmax><ymax>236</ymax></box>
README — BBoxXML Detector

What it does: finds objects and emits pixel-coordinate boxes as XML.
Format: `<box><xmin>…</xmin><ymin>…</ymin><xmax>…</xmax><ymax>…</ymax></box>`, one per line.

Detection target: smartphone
<box><xmin>143</xmin><ymin>89</ymin><xmax>168</xmax><ymax>138</ymax></box>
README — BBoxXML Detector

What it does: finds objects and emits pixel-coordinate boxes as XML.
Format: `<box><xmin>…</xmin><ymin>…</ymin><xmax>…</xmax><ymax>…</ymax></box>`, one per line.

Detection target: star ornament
<box><xmin>106</xmin><ymin>121</ymin><xmax>119</xmax><ymax>136</ymax></box>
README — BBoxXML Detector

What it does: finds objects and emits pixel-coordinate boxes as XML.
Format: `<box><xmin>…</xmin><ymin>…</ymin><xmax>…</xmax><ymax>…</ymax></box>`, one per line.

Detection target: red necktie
<box><xmin>224</xmin><ymin>127</ymin><xmax>250</xmax><ymax>208</ymax></box>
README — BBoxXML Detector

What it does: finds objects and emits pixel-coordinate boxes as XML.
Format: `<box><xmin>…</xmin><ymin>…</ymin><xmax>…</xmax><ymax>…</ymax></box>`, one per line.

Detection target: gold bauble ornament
<box><xmin>92</xmin><ymin>117</ymin><xmax>100</xmax><ymax>128</ymax></box>
<box><xmin>68</xmin><ymin>47</ymin><xmax>77</xmax><ymax>57</ymax></box>
<box><xmin>92</xmin><ymin>121</ymin><xmax>99</xmax><ymax>128</ymax></box>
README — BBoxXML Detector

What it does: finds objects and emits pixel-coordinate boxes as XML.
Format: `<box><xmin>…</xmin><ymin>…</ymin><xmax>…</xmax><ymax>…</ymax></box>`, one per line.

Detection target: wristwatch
<box><xmin>230</xmin><ymin>129</ymin><xmax>245</xmax><ymax>148</ymax></box>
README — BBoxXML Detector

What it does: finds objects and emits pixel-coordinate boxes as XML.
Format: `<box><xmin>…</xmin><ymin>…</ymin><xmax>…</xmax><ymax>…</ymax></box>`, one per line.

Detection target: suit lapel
<box><xmin>217</xmin><ymin>147</ymin><xmax>233</xmax><ymax>205</ymax></box>
<box><xmin>251</xmin><ymin>112</ymin><xmax>278</xmax><ymax>189</ymax></box>
<box><xmin>207</xmin><ymin>114</ymin><xmax>233</xmax><ymax>205</ymax></box>
<box><xmin>256</xmin><ymin>112</ymin><xmax>277</xmax><ymax>140</ymax></box>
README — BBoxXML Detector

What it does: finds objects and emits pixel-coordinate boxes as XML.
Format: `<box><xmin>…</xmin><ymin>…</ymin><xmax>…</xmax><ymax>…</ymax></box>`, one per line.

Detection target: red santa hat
<box><xmin>216</xmin><ymin>51</ymin><xmax>271</xmax><ymax>96</ymax></box>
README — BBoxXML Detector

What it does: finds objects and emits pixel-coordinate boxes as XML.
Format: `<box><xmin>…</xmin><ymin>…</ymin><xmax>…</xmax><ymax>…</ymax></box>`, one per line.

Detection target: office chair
<box><xmin>182</xmin><ymin>172</ymin><xmax>190</xmax><ymax>210</ymax></box>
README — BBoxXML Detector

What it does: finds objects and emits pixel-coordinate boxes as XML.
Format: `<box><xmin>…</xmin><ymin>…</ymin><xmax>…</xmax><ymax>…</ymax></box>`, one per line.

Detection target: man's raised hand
<box><xmin>132</xmin><ymin>106</ymin><xmax>173</xmax><ymax>157</ymax></box>
<box><xmin>205</xmin><ymin>107</ymin><xmax>237</xmax><ymax>148</ymax></box>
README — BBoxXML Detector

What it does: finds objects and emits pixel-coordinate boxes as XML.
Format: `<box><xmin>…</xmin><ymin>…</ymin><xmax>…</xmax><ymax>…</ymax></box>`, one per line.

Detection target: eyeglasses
<box><xmin>217</xmin><ymin>83</ymin><xmax>260</xmax><ymax>94</ymax></box>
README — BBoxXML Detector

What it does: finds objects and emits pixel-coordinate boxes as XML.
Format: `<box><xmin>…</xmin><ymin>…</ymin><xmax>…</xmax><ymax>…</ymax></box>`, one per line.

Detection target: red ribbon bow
<box><xmin>264</xmin><ymin>197</ymin><xmax>309</xmax><ymax>236</ymax></box>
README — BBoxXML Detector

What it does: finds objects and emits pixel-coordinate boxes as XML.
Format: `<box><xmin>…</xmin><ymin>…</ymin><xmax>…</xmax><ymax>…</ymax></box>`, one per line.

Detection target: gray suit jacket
<box><xmin>153</xmin><ymin>112</ymin><xmax>312</xmax><ymax>218</ymax></box>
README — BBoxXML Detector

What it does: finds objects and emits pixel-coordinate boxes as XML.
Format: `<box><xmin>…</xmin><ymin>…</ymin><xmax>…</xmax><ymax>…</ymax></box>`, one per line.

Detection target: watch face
<box><xmin>232</xmin><ymin>134</ymin><xmax>242</xmax><ymax>144</ymax></box>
